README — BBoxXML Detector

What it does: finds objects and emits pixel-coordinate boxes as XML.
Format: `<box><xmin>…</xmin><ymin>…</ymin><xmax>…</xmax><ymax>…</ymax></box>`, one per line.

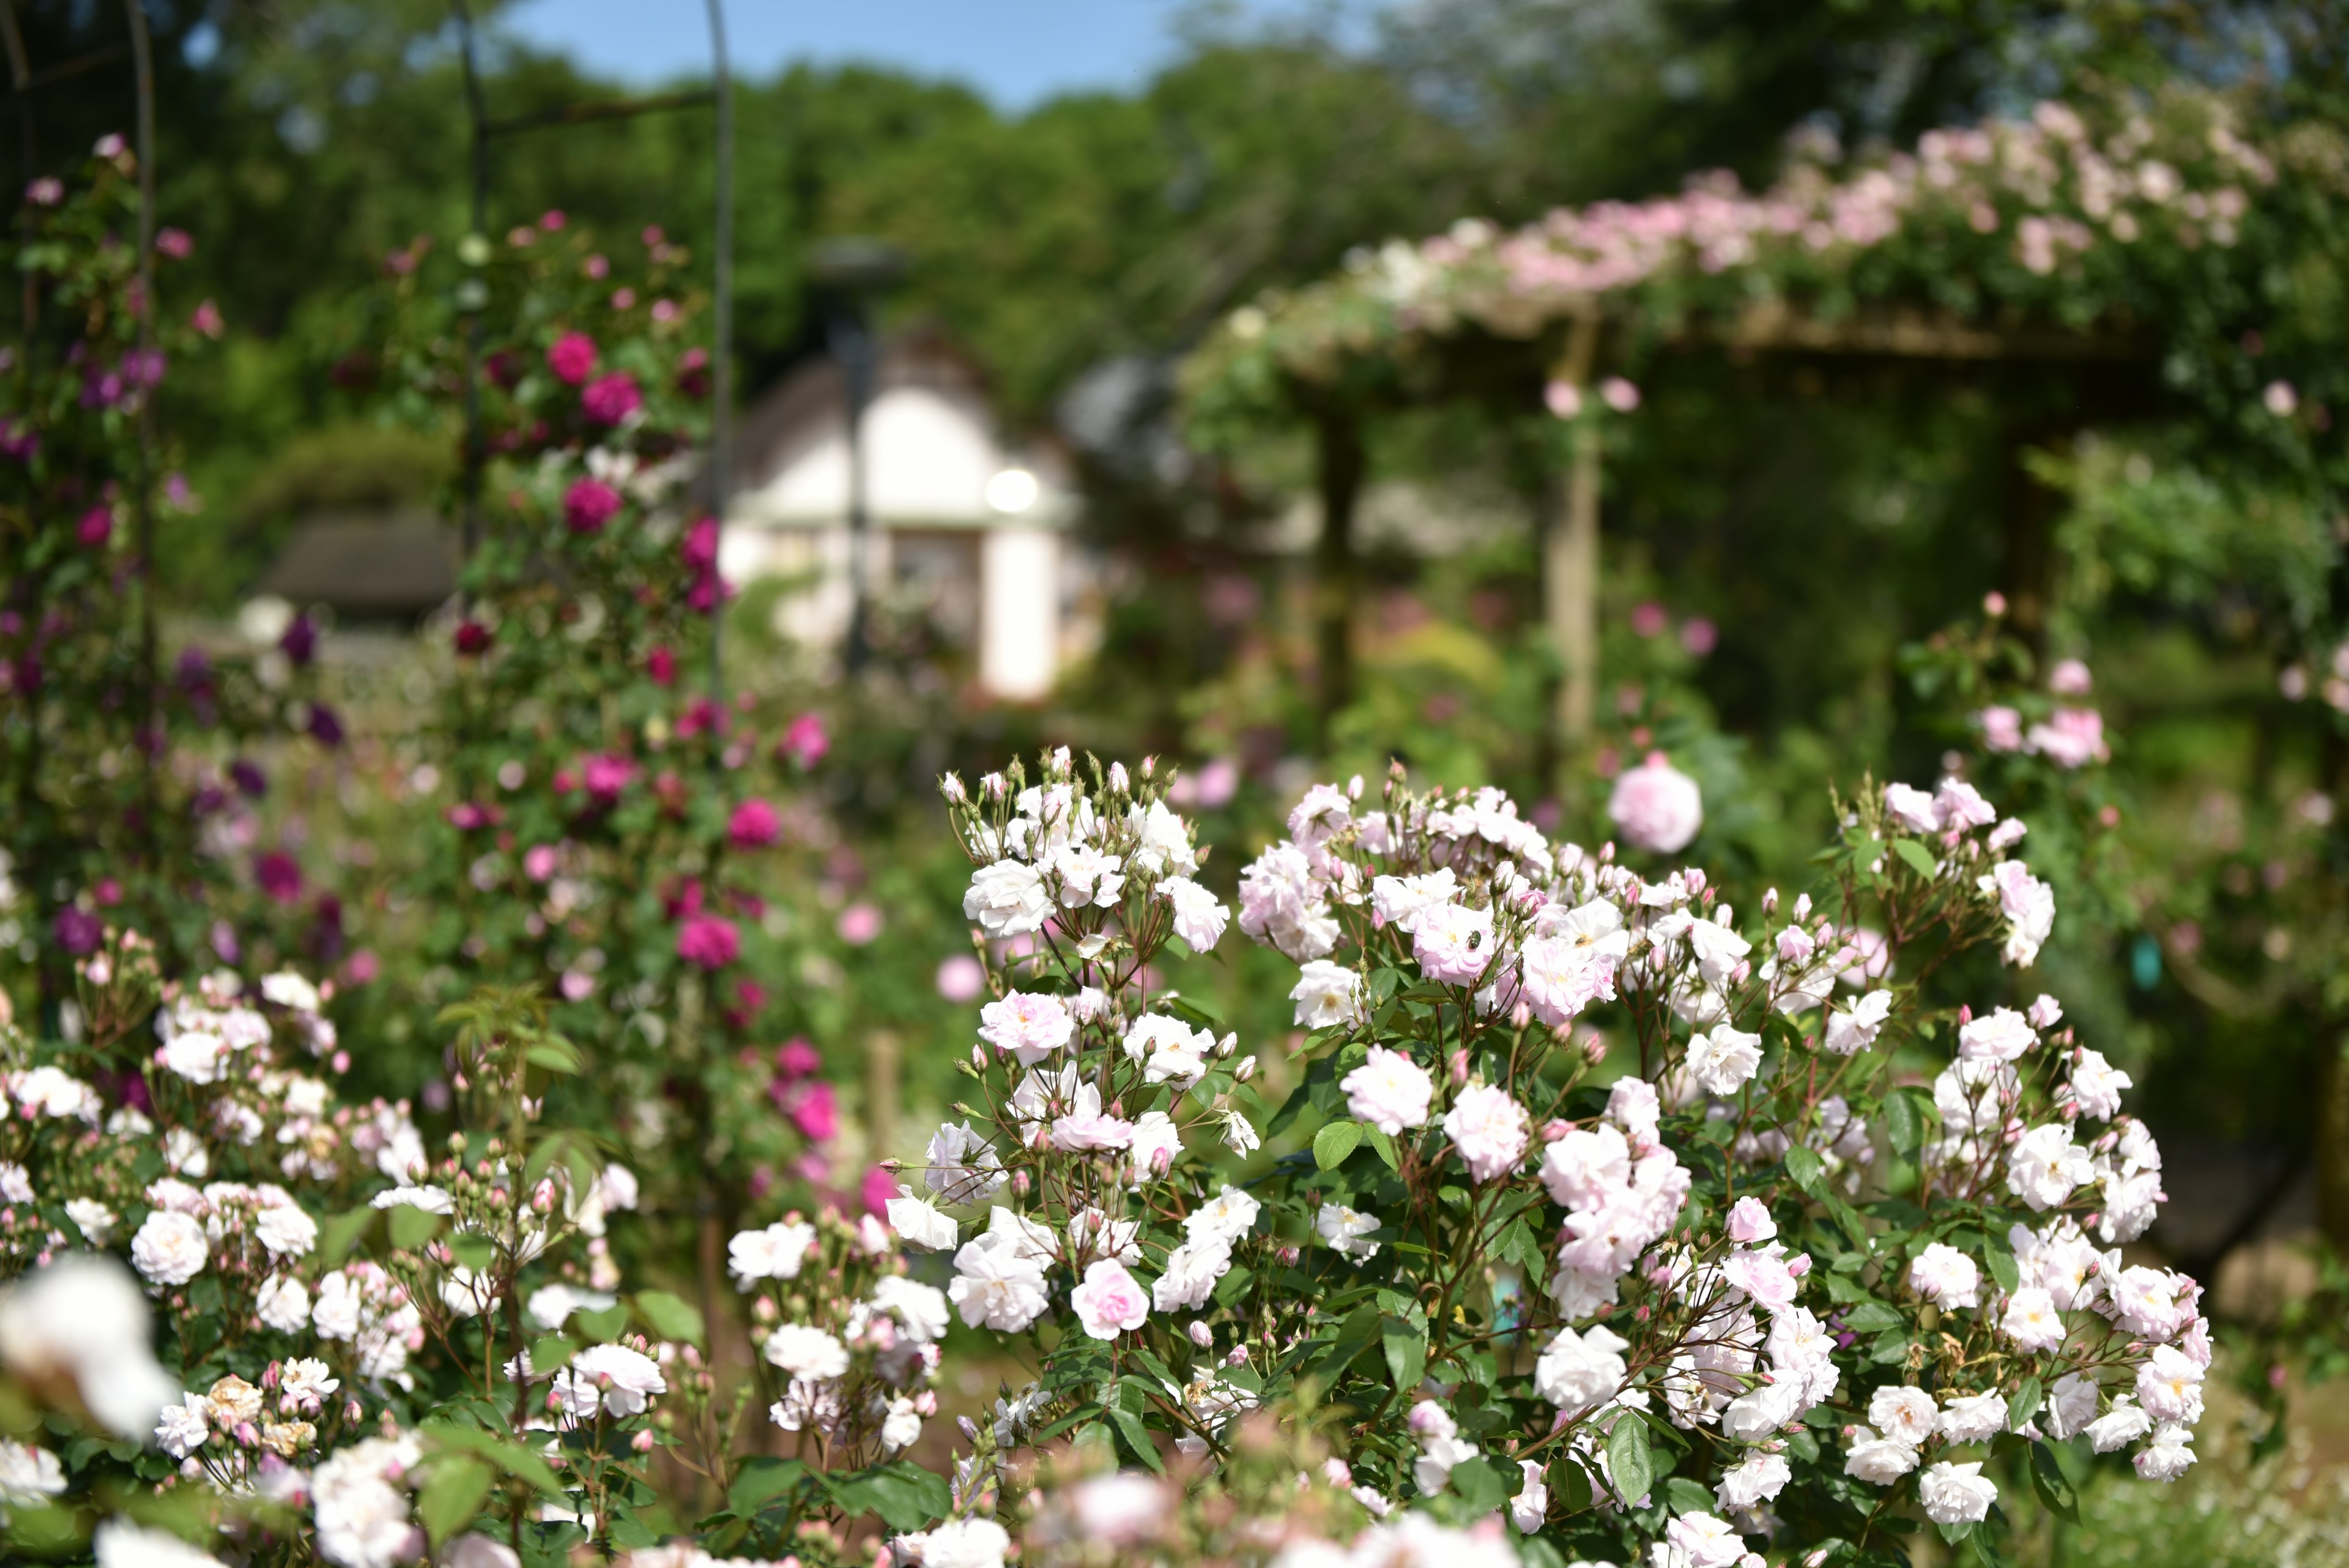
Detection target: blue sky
<box><xmin>501</xmin><ymin>1</ymin><xmax>1353</xmax><ymax>110</ymax></box>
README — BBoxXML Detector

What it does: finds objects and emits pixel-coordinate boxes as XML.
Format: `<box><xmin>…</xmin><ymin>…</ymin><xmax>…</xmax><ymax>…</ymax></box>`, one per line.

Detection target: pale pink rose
<box><xmin>1412</xmin><ymin>902</ymin><xmax>1496</xmax><ymax>986</ymax></box>
<box><xmin>1069</xmin><ymin>1259</ymin><xmax>1149</xmax><ymax>1340</ymax></box>
<box><xmin>2049</xmin><ymin>658</ymin><xmax>2093</xmax><ymax>696</ymax></box>
<box><xmin>1725</xmin><ymin>1196</ymin><xmax>1776</xmax><ymax>1244</ymax></box>
<box><xmin>1907</xmin><ymin>1243</ymin><xmax>1981</xmax><ymax>1309</ymax></box>
<box><xmin>1443</xmin><ymin>1083</ymin><xmax>1529</xmax><ymax>1183</ymax></box>
<box><xmin>1607</xmin><ymin>753</ymin><xmax>1701</xmax><ymax>854</ymax></box>
<box><xmin>978</xmin><ymin>992</ymin><xmax>1074</xmax><ymax>1066</ymax></box>
<box><xmin>1723</xmin><ymin>1248</ymin><xmax>1798</xmax><ymax>1311</ymax></box>
<box><xmin>2026</xmin><ymin>707</ymin><xmax>2107</xmax><ymax>768</ymax></box>
<box><xmin>1341</xmin><ymin>1047</ymin><xmax>1433</xmax><ymax>1135</ymax></box>
<box><xmin>1977</xmin><ymin>705</ymin><xmax>2024</xmax><ymax>752</ymax></box>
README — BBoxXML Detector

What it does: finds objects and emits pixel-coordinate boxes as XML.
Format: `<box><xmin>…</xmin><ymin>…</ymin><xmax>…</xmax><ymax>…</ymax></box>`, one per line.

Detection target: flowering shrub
<box><xmin>0</xmin><ymin>738</ymin><xmax>2213</xmax><ymax>1566</ymax></box>
<box><xmin>0</xmin><ymin>926</ymin><xmax>960</xmax><ymax>1566</ymax></box>
<box><xmin>355</xmin><ymin>213</ymin><xmax>847</xmax><ymax>1284</ymax></box>
<box><xmin>0</xmin><ymin>143</ymin><xmax>331</xmax><ymax>1008</ymax></box>
<box><xmin>889</xmin><ymin>748</ymin><xmax>2202</xmax><ymax>1568</ymax></box>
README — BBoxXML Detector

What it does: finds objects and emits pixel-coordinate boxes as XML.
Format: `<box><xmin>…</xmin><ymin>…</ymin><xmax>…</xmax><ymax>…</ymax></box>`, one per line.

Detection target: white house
<box><xmin>716</xmin><ymin>331</ymin><xmax>1080</xmax><ymax>700</ymax></box>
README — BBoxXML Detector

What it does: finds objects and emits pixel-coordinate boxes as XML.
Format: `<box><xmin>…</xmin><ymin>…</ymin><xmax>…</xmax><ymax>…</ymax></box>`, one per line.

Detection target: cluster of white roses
<box><xmin>0</xmin><ymin>946</ymin><xmax>721</xmax><ymax>1568</ymax></box>
<box><xmin>1199</xmin><ymin>764</ymin><xmax>2198</xmax><ymax>1560</ymax></box>
<box><xmin>730</xmin><ymin>1208</ymin><xmax>951</xmax><ymax>1462</ymax></box>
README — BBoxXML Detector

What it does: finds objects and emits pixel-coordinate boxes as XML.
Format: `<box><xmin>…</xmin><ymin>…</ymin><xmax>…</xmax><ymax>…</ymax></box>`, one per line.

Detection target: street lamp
<box><xmin>806</xmin><ymin>237</ymin><xmax>909</xmax><ymax>673</ymax></box>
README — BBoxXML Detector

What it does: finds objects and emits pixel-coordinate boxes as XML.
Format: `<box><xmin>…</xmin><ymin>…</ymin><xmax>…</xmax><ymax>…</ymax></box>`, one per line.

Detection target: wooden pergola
<box><xmin>1293</xmin><ymin>299</ymin><xmax>2157</xmax><ymax>759</ymax></box>
<box><xmin>1182</xmin><ymin>92</ymin><xmax>2290</xmax><ymax>766</ymax></box>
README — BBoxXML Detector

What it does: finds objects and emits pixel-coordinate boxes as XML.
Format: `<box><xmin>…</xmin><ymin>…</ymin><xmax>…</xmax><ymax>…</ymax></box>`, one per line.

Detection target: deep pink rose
<box><xmin>581</xmin><ymin>752</ymin><xmax>638</xmax><ymax>802</ymax></box>
<box><xmin>727</xmin><ymin>798</ymin><xmax>780</xmax><ymax>849</ymax></box>
<box><xmin>547</xmin><ymin>332</ymin><xmax>597</xmax><ymax>385</ymax></box>
<box><xmin>581</xmin><ymin>371</ymin><xmax>642</xmax><ymax>425</ymax></box>
<box><xmin>779</xmin><ymin>712</ymin><xmax>829</xmax><ymax>769</ymax></box>
<box><xmin>564</xmin><ymin>477</ymin><xmax>622</xmax><ymax>534</ymax></box>
<box><xmin>676</xmin><ymin>913</ymin><xmax>739</xmax><ymax>970</ymax></box>
<box><xmin>255</xmin><ymin>851</ymin><xmax>303</xmax><ymax>904</ymax></box>
<box><xmin>785</xmin><ymin>1080</ymin><xmax>838</xmax><ymax>1142</ymax></box>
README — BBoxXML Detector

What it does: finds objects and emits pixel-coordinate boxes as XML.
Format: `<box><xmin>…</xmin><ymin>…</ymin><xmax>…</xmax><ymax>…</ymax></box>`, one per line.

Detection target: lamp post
<box><xmin>806</xmin><ymin>237</ymin><xmax>908</xmax><ymax>673</ymax></box>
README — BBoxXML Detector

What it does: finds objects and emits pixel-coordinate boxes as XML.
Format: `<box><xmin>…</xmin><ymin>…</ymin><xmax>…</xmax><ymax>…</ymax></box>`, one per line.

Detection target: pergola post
<box><xmin>1545</xmin><ymin>310</ymin><xmax>1603</xmax><ymax>757</ymax></box>
<box><xmin>1313</xmin><ymin>410</ymin><xmax>1365</xmax><ymax>748</ymax></box>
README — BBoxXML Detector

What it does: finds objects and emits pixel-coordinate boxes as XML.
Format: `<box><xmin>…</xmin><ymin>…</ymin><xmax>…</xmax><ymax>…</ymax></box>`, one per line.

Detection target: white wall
<box><xmin>740</xmin><ymin>384</ymin><xmax>1006</xmax><ymax>527</ymax></box>
<box><xmin>979</xmin><ymin>527</ymin><xmax>1061</xmax><ymax>702</ymax></box>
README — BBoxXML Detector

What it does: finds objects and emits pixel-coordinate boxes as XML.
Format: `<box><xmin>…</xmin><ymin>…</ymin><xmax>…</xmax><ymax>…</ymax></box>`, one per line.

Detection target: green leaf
<box><xmin>1366</xmin><ymin>1126</ymin><xmax>1399</xmax><ymax>1170</ymax></box>
<box><xmin>1882</xmin><ymin>1090</ymin><xmax>1922</xmax><ymax>1156</ymax></box>
<box><xmin>528</xmin><ymin>1336</ymin><xmax>575</xmax><ymax>1374</ymax></box>
<box><xmin>1605</xmin><ymin>1410</ymin><xmax>1653</xmax><ymax>1504</ymax></box>
<box><xmin>2028</xmin><ymin>1441</ymin><xmax>2079</xmax><ymax>1523</ymax></box>
<box><xmin>417</xmin><ymin>1454</ymin><xmax>494</xmax><ymax>1546</ymax></box>
<box><xmin>1383</xmin><ymin>1318</ymin><xmax>1427</xmax><ymax>1391</ymax></box>
<box><xmin>829</xmin><ymin>1462</ymin><xmax>953</xmax><ymax>1531</ymax></box>
<box><xmin>729</xmin><ymin>1457</ymin><xmax>807</xmax><ymax>1514</ymax></box>
<box><xmin>1982</xmin><ymin>1227</ymin><xmax>2021</xmax><ymax>1295</ymax></box>
<box><xmin>1935</xmin><ymin>1520</ymin><xmax>1976</xmax><ymax>1547</ymax></box>
<box><xmin>1108</xmin><ymin>1405</ymin><xmax>1165</xmax><ymax>1473</ymax></box>
<box><xmin>525</xmin><ymin>1037</ymin><xmax>582</xmax><ymax>1074</ymax></box>
<box><xmin>1213</xmin><ymin>1265</ymin><xmax>1255</xmax><ymax>1309</ymax></box>
<box><xmin>422</xmin><ymin>1422</ymin><xmax>562</xmax><ymax>1494</ymax></box>
<box><xmin>1314</xmin><ymin>1120</ymin><xmax>1365</xmax><ymax>1171</ymax></box>
<box><xmin>1447</xmin><ymin>1457</ymin><xmax>1506</xmax><ymax>1516</ymax></box>
<box><xmin>2006</xmin><ymin>1376</ymin><xmax>2045</xmax><ymax>1435</ymax></box>
<box><xmin>1841</xmin><ymin>1302</ymin><xmax>1902</xmax><ymax>1334</ymax></box>
<box><xmin>1165</xmin><ymin>995</ymin><xmax>1225</xmax><ymax>1028</ymax></box>
<box><xmin>387</xmin><ymin>1203</ymin><xmax>443</xmax><ymax>1251</ymax></box>
<box><xmin>1559</xmin><ymin>1458</ymin><xmax>1594</xmax><ymax>1513</ymax></box>
<box><xmin>1784</xmin><ymin>1145</ymin><xmax>1826</xmax><ymax>1195</ymax></box>
<box><xmin>1663</xmin><ymin>1477</ymin><xmax>1713</xmax><ymax>1516</ymax></box>
<box><xmin>1892</xmin><ymin>839</ymin><xmax>1939</xmax><ymax>878</ymax></box>
<box><xmin>575</xmin><ymin>1302</ymin><xmax>629</xmax><ymax>1343</ymax></box>
<box><xmin>319</xmin><ymin>1207</ymin><xmax>376</xmax><ymax>1265</ymax></box>
<box><xmin>634</xmin><ymin>1289</ymin><xmax>706</xmax><ymax>1347</ymax></box>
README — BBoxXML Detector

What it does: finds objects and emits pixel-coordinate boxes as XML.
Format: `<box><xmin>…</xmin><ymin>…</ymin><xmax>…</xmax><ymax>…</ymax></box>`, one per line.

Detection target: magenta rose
<box><xmin>727</xmin><ymin>798</ymin><xmax>781</xmax><ymax>849</ymax></box>
<box><xmin>676</xmin><ymin>913</ymin><xmax>740</xmax><ymax>970</ymax></box>
<box><xmin>564</xmin><ymin>477</ymin><xmax>623</xmax><ymax>534</ymax></box>
<box><xmin>581</xmin><ymin>371</ymin><xmax>642</xmax><ymax>426</ymax></box>
<box><xmin>547</xmin><ymin>332</ymin><xmax>597</xmax><ymax>385</ymax></box>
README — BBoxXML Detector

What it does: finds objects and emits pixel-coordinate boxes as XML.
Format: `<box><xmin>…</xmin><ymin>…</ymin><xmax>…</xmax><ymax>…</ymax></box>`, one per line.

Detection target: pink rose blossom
<box><xmin>564</xmin><ymin>478</ymin><xmax>622</xmax><ymax>534</ymax></box>
<box><xmin>1978</xmin><ymin>705</ymin><xmax>2024</xmax><ymax>752</ymax></box>
<box><xmin>935</xmin><ymin>955</ymin><xmax>985</xmax><ymax>1003</ymax></box>
<box><xmin>728</xmin><ymin>799</ymin><xmax>781</xmax><ymax>849</ymax></box>
<box><xmin>1444</xmin><ymin>1083</ymin><xmax>1529</xmax><ymax>1182</ymax></box>
<box><xmin>781</xmin><ymin>712</ymin><xmax>829</xmax><ymax>769</ymax></box>
<box><xmin>546</xmin><ymin>332</ymin><xmax>597</xmax><ymax>385</ymax></box>
<box><xmin>2049</xmin><ymin>658</ymin><xmax>2093</xmax><ymax>696</ymax></box>
<box><xmin>1608</xmin><ymin>752</ymin><xmax>1702</xmax><ymax>854</ymax></box>
<box><xmin>1341</xmin><ymin>1046</ymin><xmax>1434</xmax><ymax>1135</ymax></box>
<box><xmin>1070</xmin><ymin>1259</ymin><xmax>1149</xmax><ymax>1339</ymax></box>
<box><xmin>581</xmin><ymin>753</ymin><xmax>638</xmax><ymax>803</ymax></box>
<box><xmin>677</xmin><ymin>914</ymin><xmax>740</xmax><ymax>969</ymax></box>
<box><xmin>2026</xmin><ymin>707</ymin><xmax>2107</xmax><ymax>768</ymax></box>
<box><xmin>581</xmin><ymin>372</ymin><xmax>642</xmax><ymax>426</ymax></box>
